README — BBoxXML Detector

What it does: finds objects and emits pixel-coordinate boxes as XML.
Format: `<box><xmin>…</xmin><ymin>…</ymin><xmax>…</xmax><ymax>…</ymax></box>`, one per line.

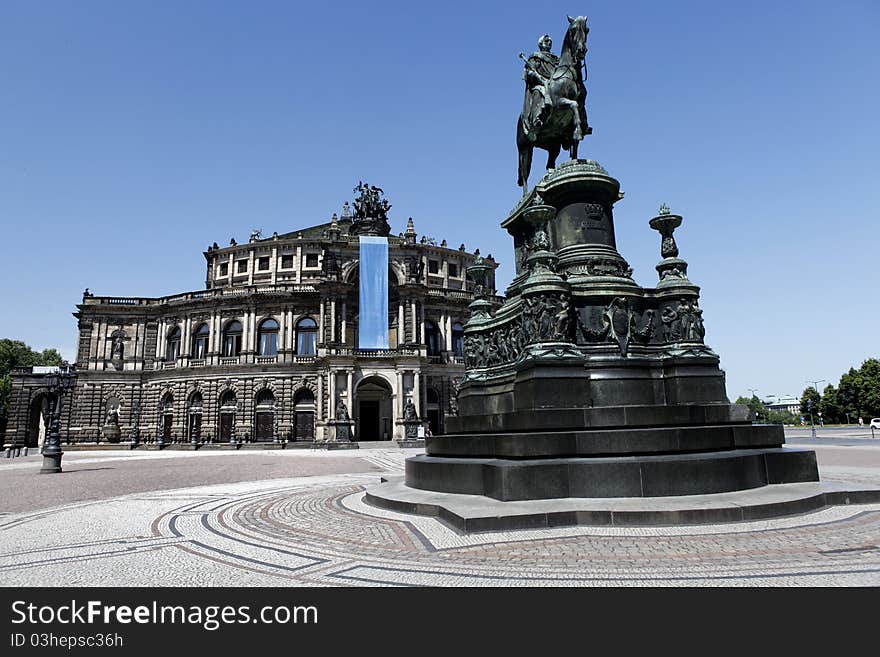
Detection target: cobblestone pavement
<box><xmin>2</xmin><ymin>446</ymin><xmax>880</xmax><ymax>586</ymax></box>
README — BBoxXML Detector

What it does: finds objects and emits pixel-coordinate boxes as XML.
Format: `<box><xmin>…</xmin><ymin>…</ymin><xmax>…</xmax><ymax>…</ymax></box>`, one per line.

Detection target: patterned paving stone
<box><xmin>1</xmin><ymin>448</ymin><xmax>879</xmax><ymax>586</ymax></box>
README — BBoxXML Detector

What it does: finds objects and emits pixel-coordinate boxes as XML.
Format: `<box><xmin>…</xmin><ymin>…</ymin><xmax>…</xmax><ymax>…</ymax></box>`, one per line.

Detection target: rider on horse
<box><xmin>521</xmin><ymin>35</ymin><xmax>559</xmax><ymax>141</ymax></box>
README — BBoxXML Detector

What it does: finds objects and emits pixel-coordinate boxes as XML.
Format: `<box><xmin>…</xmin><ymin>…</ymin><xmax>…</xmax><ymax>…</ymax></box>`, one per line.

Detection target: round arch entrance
<box><xmin>355</xmin><ymin>376</ymin><xmax>393</xmax><ymax>441</ymax></box>
<box><xmin>27</xmin><ymin>393</ymin><xmax>52</xmax><ymax>449</ymax></box>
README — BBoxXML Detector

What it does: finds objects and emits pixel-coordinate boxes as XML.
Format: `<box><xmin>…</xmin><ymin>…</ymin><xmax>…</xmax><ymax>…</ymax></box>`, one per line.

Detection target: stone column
<box><xmin>410</xmin><ymin>300</ymin><xmax>417</xmax><ymax>343</ymax></box>
<box><xmin>278</xmin><ymin>308</ymin><xmax>286</xmax><ymax>356</ymax></box>
<box><xmin>208</xmin><ymin>311</ymin><xmax>216</xmax><ymax>355</ymax></box>
<box><xmin>330</xmin><ymin>297</ymin><xmax>336</xmax><ymax>342</ymax></box>
<box><xmin>413</xmin><ymin>370</ymin><xmax>421</xmax><ymax>416</ymax></box>
<box><xmin>396</xmin><ymin>371</ymin><xmax>404</xmax><ymax>417</ymax></box>
<box><xmin>329</xmin><ymin>370</ymin><xmax>336</xmax><ymax>418</ymax></box>
<box><xmin>182</xmin><ymin>316</ymin><xmax>192</xmax><ymax>360</ymax></box>
<box><xmin>213</xmin><ymin>314</ymin><xmax>222</xmax><ymax>363</ymax></box>
<box><xmin>420</xmin><ymin>303</ymin><xmax>426</xmax><ymax>344</ymax></box>
<box><xmin>317</xmin><ymin>371</ymin><xmax>324</xmax><ymax>420</ymax></box>
<box><xmin>249</xmin><ymin>308</ymin><xmax>257</xmax><ymax>353</ymax></box>
<box><xmin>156</xmin><ymin>319</ymin><xmax>166</xmax><ymax>360</ymax></box>
<box><xmin>346</xmin><ymin>370</ymin><xmax>353</xmax><ymax>421</ymax></box>
<box><xmin>341</xmin><ymin>302</ymin><xmax>347</xmax><ymax>344</ymax></box>
<box><xmin>319</xmin><ymin>299</ymin><xmax>325</xmax><ymax>344</ymax></box>
<box><xmin>397</xmin><ymin>301</ymin><xmax>404</xmax><ymax>346</ymax></box>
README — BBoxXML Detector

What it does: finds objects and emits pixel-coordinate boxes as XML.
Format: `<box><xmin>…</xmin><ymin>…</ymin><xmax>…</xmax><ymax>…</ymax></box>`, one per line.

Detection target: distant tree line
<box><xmin>735</xmin><ymin>358</ymin><xmax>880</xmax><ymax>426</ymax></box>
<box><xmin>733</xmin><ymin>394</ymin><xmax>800</xmax><ymax>425</ymax></box>
<box><xmin>798</xmin><ymin>358</ymin><xmax>880</xmax><ymax>424</ymax></box>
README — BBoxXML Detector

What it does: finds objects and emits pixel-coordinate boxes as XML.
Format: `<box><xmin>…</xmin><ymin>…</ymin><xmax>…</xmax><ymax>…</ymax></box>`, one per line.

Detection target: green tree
<box><xmin>767</xmin><ymin>409</ymin><xmax>798</xmax><ymax>425</ymax></box>
<box><xmin>0</xmin><ymin>339</ymin><xmax>65</xmax><ymax>414</ymax></box>
<box><xmin>800</xmin><ymin>387</ymin><xmax>821</xmax><ymax>420</ymax></box>
<box><xmin>819</xmin><ymin>384</ymin><xmax>844</xmax><ymax>424</ymax></box>
<box><xmin>835</xmin><ymin>358</ymin><xmax>880</xmax><ymax>422</ymax></box>
<box><xmin>40</xmin><ymin>349</ymin><xmax>63</xmax><ymax>367</ymax></box>
<box><xmin>735</xmin><ymin>395</ymin><xmax>767</xmax><ymax>422</ymax></box>
<box><xmin>0</xmin><ymin>339</ymin><xmax>45</xmax><ymax>376</ymax></box>
<box><xmin>859</xmin><ymin>358</ymin><xmax>880</xmax><ymax>418</ymax></box>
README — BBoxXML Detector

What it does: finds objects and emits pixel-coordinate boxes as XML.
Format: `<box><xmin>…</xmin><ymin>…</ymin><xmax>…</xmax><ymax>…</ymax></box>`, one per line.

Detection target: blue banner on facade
<box><xmin>358</xmin><ymin>236</ymin><xmax>389</xmax><ymax>349</ymax></box>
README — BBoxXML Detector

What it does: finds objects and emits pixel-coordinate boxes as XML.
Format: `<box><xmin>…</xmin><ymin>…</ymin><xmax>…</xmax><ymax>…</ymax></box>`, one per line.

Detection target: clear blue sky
<box><xmin>1</xmin><ymin>0</ymin><xmax>878</xmax><ymax>401</ymax></box>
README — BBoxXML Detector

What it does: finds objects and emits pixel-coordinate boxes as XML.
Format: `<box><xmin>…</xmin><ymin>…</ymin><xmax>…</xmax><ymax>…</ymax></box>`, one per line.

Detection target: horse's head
<box><xmin>565</xmin><ymin>15</ymin><xmax>589</xmax><ymax>61</ymax></box>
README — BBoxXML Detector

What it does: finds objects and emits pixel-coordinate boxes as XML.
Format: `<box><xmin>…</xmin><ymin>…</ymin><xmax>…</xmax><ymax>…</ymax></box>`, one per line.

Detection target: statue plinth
<box><xmin>329</xmin><ymin>419</ymin><xmax>354</xmax><ymax>443</ymax></box>
<box><xmin>370</xmin><ymin>159</ymin><xmax>819</xmax><ymax>528</ymax></box>
<box><xmin>395</xmin><ymin>418</ymin><xmax>425</xmax><ymax>448</ymax></box>
<box><xmin>366</xmin><ymin>17</ymin><xmax>827</xmax><ymax>530</ymax></box>
<box><xmin>315</xmin><ymin>419</ymin><xmax>359</xmax><ymax>450</ymax></box>
<box><xmin>102</xmin><ymin>425</ymin><xmax>121</xmax><ymax>444</ymax></box>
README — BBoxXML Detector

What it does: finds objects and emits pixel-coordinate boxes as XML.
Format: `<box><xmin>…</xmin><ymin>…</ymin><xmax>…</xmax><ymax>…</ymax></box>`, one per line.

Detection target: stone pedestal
<box><xmin>396</xmin><ymin>419</ymin><xmax>425</xmax><ymax>448</ymax></box>
<box><xmin>368</xmin><ymin>160</ymin><xmax>821</xmax><ymax>528</ymax></box>
<box><xmin>315</xmin><ymin>420</ymin><xmax>359</xmax><ymax>450</ymax></box>
<box><xmin>102</xmin><ymin>425</ymin><xmax>121</xmax><ymax>444</ymax></box>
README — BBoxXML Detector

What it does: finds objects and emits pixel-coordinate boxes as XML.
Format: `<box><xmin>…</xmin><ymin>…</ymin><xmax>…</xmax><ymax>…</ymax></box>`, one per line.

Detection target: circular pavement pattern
<box><xmin>2</xmin><ymin>448</ymin><xmax>880</xmax><ymax>586</ymax></box>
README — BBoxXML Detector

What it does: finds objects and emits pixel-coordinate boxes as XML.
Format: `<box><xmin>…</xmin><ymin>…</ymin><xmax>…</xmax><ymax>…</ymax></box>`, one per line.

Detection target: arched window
<box><xmin>452</xmin><ymin>322</ymin><xmax>465</xmax><ymax>357</ymax></box>
<box><xmin>191</xmin><ymin>323</ymin><xmax>210</xmax><ymax>359</ymax></box>
<box><xmin>425</xmin><ymin>320</ymin><xmax>442</xmax><ymax>356</ymax></box>
<box><xmin>295</xmin><ymin>317</ymin><xmax>317</xmax><ymax>355</ymax></box>
<box><xmin>255</xmin><ymin>389</ymin><xmax>275</xmax><ymax>406</ymax></box>
<box><xmin>222</xmin><ymin>320</ymin><xmax>243</xmax><ymax>357</ymax></box>
<box><xmin>257</xmin><ymin>318</ymin><xmax>279</xmax><ymax>356</ymax></box>
<box><xmin>165</xmin><ymin>326</ymin><xmax>181</xmax><ymax>362</ymax></box>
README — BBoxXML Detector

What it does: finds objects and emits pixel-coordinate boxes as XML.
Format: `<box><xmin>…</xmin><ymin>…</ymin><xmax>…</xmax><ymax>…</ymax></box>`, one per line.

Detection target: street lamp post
<box><xmin>40</xmin><ymin>361</ymin><xmax>77</xmax><ymax>474</ymax></box>
<box><xmin>807</xmin><ymin>398</ymin><xmax>816</xmax><ymax>439</ymax></box>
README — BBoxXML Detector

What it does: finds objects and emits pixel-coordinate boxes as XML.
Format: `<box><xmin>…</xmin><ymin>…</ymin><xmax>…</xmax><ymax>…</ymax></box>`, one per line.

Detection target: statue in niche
<box><xmin>690</xmin><ymin>303</ymin><xmax>705</xmax><ymax>341</ymax></box>
<box><xmin>661</xmin><ymin>305</ymin><xmax>681</xmax><ymax>342</ymax></box>
<box><xmin>323</xmin><ymin>249</ymin><xmax>339</xmax><ymax>279</ymax></box>
<box><xmin>106</xmin><ymin>406</ymin><xmax>120</xmax><ymax>427</ymax></box>
<box><xmin>552</xmin><ymin>294</ymin><xmax>571</xmax><ymax>340</ymax></box>
<box><xmin>675</xmin><ymin>299</ymin><xmax>706</xmax><ymax>342</ymax></box>
<box><xmin>406</xmin><ymin>256</ymin><xmax>424</xmax><ymax>282</ymax></box>
<box><xmin>111</xmin><ymin>332</ymin><xmax>125</xmax><ymax>361</ymax></box>
<box><xmin>335</xmin><ymin>399</ymin><xmax>349</xmax><ymax>422</ymax></box>
<box><xmin>404</xmin><ymin>398</ymin><xmax>418</xmax><ymax>420</ymax></box>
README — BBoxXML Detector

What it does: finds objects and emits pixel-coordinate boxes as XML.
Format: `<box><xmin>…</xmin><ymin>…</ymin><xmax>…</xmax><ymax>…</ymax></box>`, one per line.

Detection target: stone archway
<box><xmin>355</xmin><ymin>376</ymin><xmax>393</xmax><ymax>441</ymax></box>
<box><xmin>26</xmin><ymin>393</ymin><xmax>52</xmax><ymax>449</ymax></box>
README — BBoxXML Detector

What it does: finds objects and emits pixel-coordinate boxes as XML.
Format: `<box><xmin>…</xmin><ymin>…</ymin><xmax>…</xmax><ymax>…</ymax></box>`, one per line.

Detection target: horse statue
<box><xmin>516</xmin><ymin>15</ymin><xmax>592</xmax><ymax>194</ymax></box>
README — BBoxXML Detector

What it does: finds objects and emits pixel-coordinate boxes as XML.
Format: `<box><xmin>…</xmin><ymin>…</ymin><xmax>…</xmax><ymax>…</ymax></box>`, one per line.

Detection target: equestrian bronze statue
<box><xmin>517</xmin><ymin>15</ymin><xmax>592</xmax><ymax>193</ymax></box>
